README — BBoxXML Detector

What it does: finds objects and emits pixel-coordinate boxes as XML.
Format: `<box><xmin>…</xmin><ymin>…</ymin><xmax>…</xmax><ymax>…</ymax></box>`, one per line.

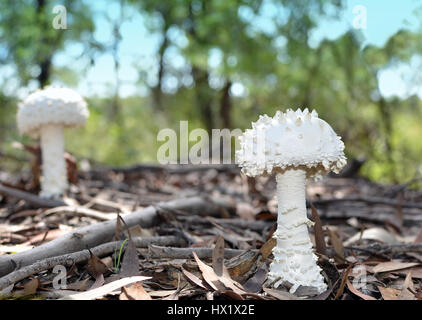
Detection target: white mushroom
<box><xmin>17</xmin><ymin>87</ymin><xmax>89</xmax><ymax>199</ymax></box>
<box><xmin>236</xmin><ymin>108</ymin><xmax>346</xmax><ymax>293</ymax></box>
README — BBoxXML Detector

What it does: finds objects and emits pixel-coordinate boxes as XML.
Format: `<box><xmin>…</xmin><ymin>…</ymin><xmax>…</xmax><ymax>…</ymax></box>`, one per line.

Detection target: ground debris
<box><xmin>0</xmin><ymin>164</ymin><xmax>421</xmax><ymax>300</ymax></box>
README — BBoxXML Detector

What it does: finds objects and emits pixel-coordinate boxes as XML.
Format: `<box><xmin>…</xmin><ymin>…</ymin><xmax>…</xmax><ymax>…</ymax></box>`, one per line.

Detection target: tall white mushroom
<box><xmin>236</xmin><ymin>108</ymin><xmax>346</xmax><ymax>293</ymax></box>
<box><xmin>17</xmin><ymin>87</ymin><xmax>89</xmax><ymax>199</ymax></box>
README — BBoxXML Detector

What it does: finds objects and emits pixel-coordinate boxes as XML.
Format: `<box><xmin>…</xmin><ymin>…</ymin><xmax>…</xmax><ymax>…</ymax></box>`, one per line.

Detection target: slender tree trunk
<box><xmin>220</xmin><ymin>81</ymin><xmax>232</xmax><ymax>129</ymax></box>
<box><xmin>152</xmin><ymin>26</ymin><xmax>169</xmax><ymax>112</ymax></box>
<box><xmin>37</xmin><ymin>58</ymin><xmax>52</xmax><ymax>88</ymax></box>
<box><xmin>109</xmin><ymin>0</ymin><xmax>125</xmax><ymax>121</ymax></box>
<box><xmin>377</xmin><ymin>97</ymin><xmax>396</xmax><ymax>182</ymax></box>
<box><xmin>192</xmin><ymin>66</ymin><xmax>214</xmax><ymax>133</ymax></box>
<box><xmin>36</xmin><ymin>0</ymin><xmax>51</xmax><ymax>88</ymax></box>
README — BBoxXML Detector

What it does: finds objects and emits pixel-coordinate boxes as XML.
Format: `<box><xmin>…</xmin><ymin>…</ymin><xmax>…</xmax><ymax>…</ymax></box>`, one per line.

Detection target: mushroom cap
<box><xmin>236</xmin><ymin>108</ymin><xmax>347</xmax><ymax>178</ymax></box>
<box><xmin>17</xmin><ymin>86</ymin><xmax>89</xmax><ymax>137</ymax></box>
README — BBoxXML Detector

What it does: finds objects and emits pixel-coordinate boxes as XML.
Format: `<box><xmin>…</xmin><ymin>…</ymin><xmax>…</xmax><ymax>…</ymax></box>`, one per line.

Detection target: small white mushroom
<box><xmin>17</xmin><ymin>87</ymin><xmax>89</xmax><ymax>199</ymax></box>
<box><xmin>236</xmin><ymin>108</ymin><xmax>346</xmax><ymax>294</ymax></box>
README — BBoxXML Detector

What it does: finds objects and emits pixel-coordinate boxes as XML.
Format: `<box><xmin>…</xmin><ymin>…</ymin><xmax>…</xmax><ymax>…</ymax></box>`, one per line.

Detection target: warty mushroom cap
<box><xmin>236</xmin><ymin>108</ymin><xmax>347</xmax><ymax>179</ymax></box>
<box><xmin>17</xmin><ymin>86</ymin><xmax>89</xmax><ymax>137</ymax></box>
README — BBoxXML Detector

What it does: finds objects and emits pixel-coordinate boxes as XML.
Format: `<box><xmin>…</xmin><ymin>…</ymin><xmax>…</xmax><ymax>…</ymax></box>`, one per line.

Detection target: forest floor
<box><xmin>0</xmin><ymin>160</ymin><xmax>422</xmax><ymax>300</ymax></box>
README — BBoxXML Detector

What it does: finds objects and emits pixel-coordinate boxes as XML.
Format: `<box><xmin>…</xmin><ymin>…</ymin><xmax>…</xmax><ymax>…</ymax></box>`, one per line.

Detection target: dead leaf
<box><xmin>395</xmin><ymin>267</ymin><xmax>422</xmax><ymax>279</ymax></box>
<box><xmin>294</xmin><ymin>285</ymin><xmax>320</xmax><ymax>297</ymax></box>
<box><xmin>334</xmin><ymin>264</ymin><xmax>353</xmax><ymax>300</ymax></box>
<box><xmin>89</xmin><ymin>273</ymin><xmax>105</xmax><ymax>290</ymax></box>
<box><xmin>220</xmin><ymin>290</ymin><xmax>245</xmax><ymax>300</ymax></box>
<box><xmin>373</xmin><ymin>261</ymin><xmax>420</xmax><ymax>273</ymax></box>
<box><xmin>344</xmin><ymin>227</ymin><xmax>399</xmax><ymax>246</ymax></box>
<box><xmin>346</xmin><ymin>278</ymin><xmax>376</xmax><ymax>300</ymax></box>
<box><xmin>119</xmin><ymin>239</ymin><xmax>139</xmax><ymax>277</ymax></box>
<box><xmin>86</xmin><ymin>250</ymin><xmax>109</xmax><ymax>278</ymax></box>
<box><xmin>121</xmin><ymin>282</ymin><xmax>152</xmax><ymax>300</ymax></box>
<box><xmin>65</xmin><ymin>278</ymin><xmax>90</xmax><ymax>291</ymax></box>
<box><xmin>263</xmin><ymin>287</ymin><xmax>302</xmax><ymax>300</ymax></box>
<box><xmin>149</xmin><ymin>290</ymin><xmax>177</xmax><ymax>298</ymax></box>
<box><xmin>226</xmin><ymin>251</ymin><xmax>259</xmax><ymax>278</ymax></box>
<box><xmin>23</xmin><ymin>278</ymin><xmax>39</xmax><ymax>296</ymax></box>
<box><xmin>378</xmin><ymin>286</ymin><xmax>401</xmax><ymax>300</ymax></box>
<box><xmin>181</xmin><ymin>267</ymin><xmax>208</xmax><ymax>290</ymax></box>
<box><xmin>397</xmin><ymin>271</ymin><xmax>415</xmax><ymax>300</ymax></box>
<box><xmin>243</xmin><ymin>268</ymin><xmax>267</xmax><ymax>293</ymax></box>
<box><xmin>101</xmin><ymin>256</ymin><xmax>114</xmax><ymax>270</ymax></box>
<box><xmin>327</xmin><ymin>228</ymin><xmax>345</xmax><ymax>262</ymax></box>
<box><xmin>217</xmin><ymin>271</ymin><xmax>246</xmax><ymax>295</ymax></box>
<box><xmin>114</xmin><ymin>213</ymin><xmax>123</xmax><ymax>241</ymax></box>
<box><xmin>212</xmin><ymin>236</ymin><xmax>225</xmax><ymax>276</ymax></box>
<box><xmin>192</xmin><ymin>251</ymin><xmax>225</xmax><ymax>291</ymax></box>
<box><xmin>311</xmin><ymin>204</ymin><xmax>327</xmax><ymax>256</ymax></box>
<box><xmin>163</xmin><ymin>273</ymin><xmax>183</xmax><ymax>300</ymax></box>
<box><xmin>259</xmin><ymin>237</ymin><xmax>276</xmax><ymax>260</ymax></box>
<box><xmin>61</xmin><ymin>276</ymin><xmax>151</xmax><ymax>300</ymax></box>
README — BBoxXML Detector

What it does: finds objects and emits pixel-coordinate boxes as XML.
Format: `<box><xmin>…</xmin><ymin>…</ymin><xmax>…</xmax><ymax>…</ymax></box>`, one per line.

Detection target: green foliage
<box><xmin>0</xmin><ymin>0</ymin><xmax>95</xmax><ymax>86</ymax></box>
<box><xmin>0</xmin><ymin>0</ymin><xmax>422</xmax><ymax>184</ymax></box>
<box><xmin>67</xmin><ymin>96</ymin><xmax>164</xmax><ymax>165</ymax></box>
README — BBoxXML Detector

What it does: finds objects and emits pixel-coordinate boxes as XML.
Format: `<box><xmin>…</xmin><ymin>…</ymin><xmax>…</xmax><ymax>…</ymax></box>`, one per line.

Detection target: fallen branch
<box><xmin>314</xmin><ymin>207</ymin><xmax>422</xmax><ymax>224</ymax></box>
<box><xmin>42</xmin><ymin>206</ymin><xmax>115</xmax><ymax>221</ymax></box>
<box><xmin>343</xmin><ymin>243</ymin><xmax>422</xmax><ymax>256</ymax></box>
<box><xmin>0</xmin><ymin>236</ymin><xmax>184</xmax><ymax>291</ymax></box>
<box><xmin>146</xmin><ymin>245</ymin><xmax>254</xmax><ymax>260</ymax></box>
<box><xmin>0</xmin><ymin>196</ymin><xmax>233</xmax><ymax>277</ymax></box>
<box><xmin>0</xmin><ymin>184</ymin><xmax>65</xmax><ymax>208</ymax></box>
<box><xmin>177</xmin><ymin>216</ymin><xmax>272</xmax><ymax>233</ymax></box>
<box><xmin>312</xmin><ymin>196</ymin><xmax>422</xmax><ymax>210</ymax></box>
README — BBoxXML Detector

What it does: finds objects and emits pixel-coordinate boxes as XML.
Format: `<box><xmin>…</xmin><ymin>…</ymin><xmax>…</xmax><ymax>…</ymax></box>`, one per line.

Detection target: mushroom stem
<box><xmin>268</xmin><ymin>169</ymin><xmax>327</xmax><ymax>293</ymax></box>
<box><xmin>39</xmin><ymin>124</ymin><xmax>67</xmax><ymax>199</ymax></box>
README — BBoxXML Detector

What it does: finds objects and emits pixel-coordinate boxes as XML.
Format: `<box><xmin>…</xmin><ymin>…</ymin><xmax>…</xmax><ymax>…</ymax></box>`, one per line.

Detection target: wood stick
<box><xmin>0</xmin><ymin>184</ymin><xmax>66</xmax><ymax>208</ymax></box>
<box><xmin>147</xmin><ymin>245</ymin><xmax>251</xmax><ymax>260</ymax></box>
<box><xmin>0</xmin><ymin>236</ymin><xmax>184</xmax><ymax>291</ymax></box>
<box><xmin>312</xmin><ymin>196</ymin><xmax>422</xmax><ymax>210</ymax></box>
<box><xmin>177</xmin><ymin>216</ymin><xmax>273</xmax><ymax>232</ymax></box>
<box><xmin>0</xmin><ymin>196</ymin><xmax>233</xmax><ymax>277</ymax></box>
<box><xmin>343</xmin><ymin>243</ymin><xmax>422</xmax><ymax>256</ymax></box>
<box><xmin>314</xmin><ymin>207</ymin><xmax>422</xmax><ymax>224</ymax></box>
<box><xmin>41</xmin><ymin>206</ymin><xmax>116</xmax><ymax>221</ymax></box>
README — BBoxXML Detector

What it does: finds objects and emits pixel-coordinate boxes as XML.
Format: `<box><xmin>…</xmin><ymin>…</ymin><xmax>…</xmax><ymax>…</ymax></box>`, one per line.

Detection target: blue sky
<box><xmin>10</xmin><ymin>0</ymin><xmax>422</xmax><ymax>99</ymax></box>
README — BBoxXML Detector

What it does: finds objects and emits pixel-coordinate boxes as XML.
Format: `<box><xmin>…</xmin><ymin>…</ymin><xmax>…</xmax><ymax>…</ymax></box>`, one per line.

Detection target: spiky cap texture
<box><xmin>236</xmin><ymin>108</ymin><xmax>347</xmax><ymax>178</ymax></box>
<box><xmin>17</xmin><ymin>87</ymin><xmax>89</xmax><ymax>137</ymax></box>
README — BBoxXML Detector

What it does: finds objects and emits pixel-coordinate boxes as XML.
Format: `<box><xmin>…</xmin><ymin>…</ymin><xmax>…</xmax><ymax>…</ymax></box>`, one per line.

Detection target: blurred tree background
<box><xmin>0</xmin><ymin>0</ymin><xmax>421</xmax><ymax>184</ymax></box>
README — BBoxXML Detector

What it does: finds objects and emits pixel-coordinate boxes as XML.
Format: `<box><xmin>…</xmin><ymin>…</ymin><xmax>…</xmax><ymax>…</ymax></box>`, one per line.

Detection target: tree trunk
<box><xmin>220</xmin><ymin>81</ymin><xmax>232</xmax><ymax>129</ymax></box>
<box><xmin>36</xmin><ymin>0</ymin><xmax>51</xmax><ymax>88</ymax></box>
<box><xmin>192</xmin><ymin>66</ymin><xmax>214</xmax><ymax>133</ymax></box>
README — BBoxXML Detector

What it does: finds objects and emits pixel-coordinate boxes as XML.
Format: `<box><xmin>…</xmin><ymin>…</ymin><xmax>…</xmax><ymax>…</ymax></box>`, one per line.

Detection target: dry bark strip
<box><xmin>0</xmin><ymin>196</ymin><xmax>232</xmax><ymax>277</ymax></box>
<box><xmin>0</xmin><ymin>236</ymin><xmax>184</xmax><ymax>291</ymax></box>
